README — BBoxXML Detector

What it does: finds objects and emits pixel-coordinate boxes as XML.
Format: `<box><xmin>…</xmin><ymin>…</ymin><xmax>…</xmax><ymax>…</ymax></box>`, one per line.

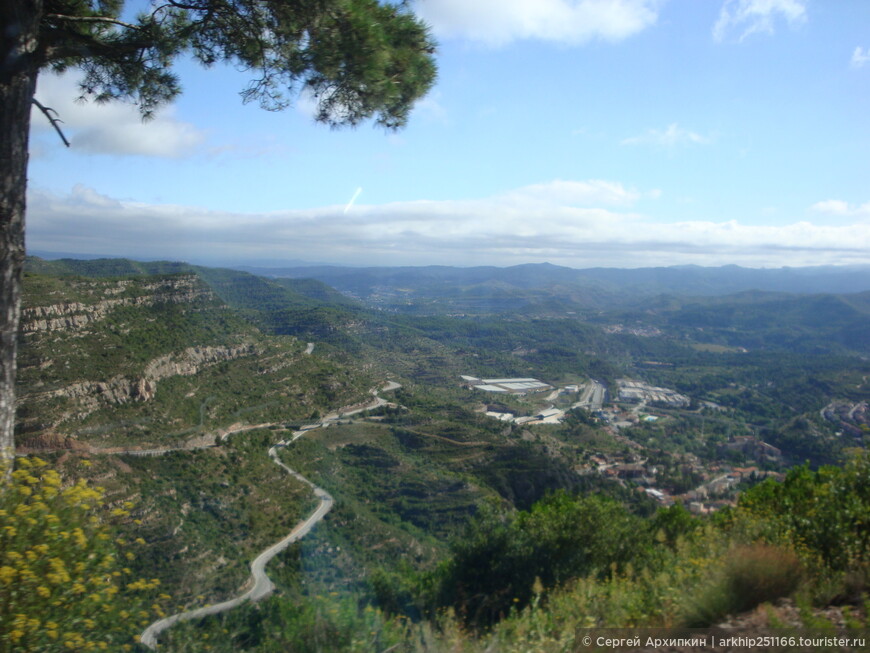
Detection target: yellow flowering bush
<box><xmin>0</xmin><ymin>457</ymin><xmax>165</xmax><ymax>651</ymax></box>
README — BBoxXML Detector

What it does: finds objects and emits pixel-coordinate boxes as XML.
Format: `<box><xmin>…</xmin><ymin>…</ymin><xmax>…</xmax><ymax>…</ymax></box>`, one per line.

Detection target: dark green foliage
<box><xmin>435</xmin><ymin>459</ymin><xmax>870</xmax><ymax>632</ymax></box>
<box><xmin>33</xmin><ymin>0</ymin><xmax>437</xmax><ymax>129</ymax></box>
<box><xmin>435</xmin><ymin>492</ymin><xmax>648</xmax><ymax>627</ymax></box>
<box><xmin>648</xmin><ymin>503</ymin><xmax>700</xmax><ymax>547</ymax></box>
<box><xmin>367</xmin><ymin>564</ymin><xmax>426</xmax><ymax>621</ymax></box>
<box><xmin>271</xmin><ymin>277</ymin><xmax>360</xmax><ymax>307</ymax></box>
<box><xmin>195</xmin><ymin>266</ymin><xmax>364</xmax><ymax>338</ymax></box>
<box><xmin>734</xmin><ymin>455</ymin><xmax>870</xmax><ymax>571</ymax></box>
<box><xmin>278</xmin><ymin>425</ymin><xmax>484</xmax><ymax>543</ymax></box>
<box><xmin>24</xmin><ymin>258</ymin><xmax>195</xmax><ymax>278</ymax></box>
<box><xmin>471</xmin><ymin>444</ymin><xmax>583</xmax><ymax>511</ymax></box>
<box><xmin>163</xmin><ymin>591</ymin><xmax>410</xmax><ymax>652</ymax></box>
<box><xmin>632</xmin><ymin>290</ymin><xmax>870</xmax><ymax>356</ymax></box>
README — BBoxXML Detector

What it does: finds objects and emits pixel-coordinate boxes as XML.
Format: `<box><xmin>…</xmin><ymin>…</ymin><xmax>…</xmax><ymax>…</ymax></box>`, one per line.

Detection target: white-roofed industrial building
<box><xmin>463</xmin><ymin>376</ymin><xmax>552</xmax><ymax>395</ymax></box>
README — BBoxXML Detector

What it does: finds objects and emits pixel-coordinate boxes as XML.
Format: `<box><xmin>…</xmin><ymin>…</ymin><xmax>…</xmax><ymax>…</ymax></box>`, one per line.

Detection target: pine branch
<box><xmin>44</xmin><ymin>13</ymin><xmax>143</xmax><ymax>31</ymax></box>
<box><xmin>32</xmin><ymin>99</ymin><xmax>70</xmax><ymax>147</ymax></box>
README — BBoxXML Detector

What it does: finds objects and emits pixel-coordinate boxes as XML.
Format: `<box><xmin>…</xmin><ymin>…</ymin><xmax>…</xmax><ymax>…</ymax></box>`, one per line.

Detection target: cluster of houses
<box><xmin>462</xmin><ymin>372</ymin><xmax>787</xmax><ymax>514</ymax></box>
<box><xmin>584</xmin><ymin>451</ymin><xmax>783</xmax><ymax>514</ymax></box>
<box><xmin>717</xmin><ymin>435</ymin><xmax>782</xmax><ymax>463</ymax></box>
<box><xmin>821</xmin><ymin>400</ymin><xmax>870</xmax><ymax>439</ymax></box>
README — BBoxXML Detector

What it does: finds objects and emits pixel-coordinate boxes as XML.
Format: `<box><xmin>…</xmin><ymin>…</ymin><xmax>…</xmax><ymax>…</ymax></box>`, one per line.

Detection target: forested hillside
<box><xmin>4</xmin><ymin>258</ymin><xmax>870</xmax><ymax>651</ymax></box>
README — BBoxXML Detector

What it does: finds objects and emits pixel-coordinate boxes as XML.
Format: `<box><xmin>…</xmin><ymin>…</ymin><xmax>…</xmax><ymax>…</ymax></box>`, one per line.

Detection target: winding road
<box><xmin>139</xmin><ymin>380</ymin><xmax>400</xmax><ymax>649</ymax></box>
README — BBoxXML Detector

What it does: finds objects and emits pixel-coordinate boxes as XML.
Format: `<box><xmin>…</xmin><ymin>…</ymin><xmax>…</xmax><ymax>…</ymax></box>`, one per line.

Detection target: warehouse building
<box><xmin>461</xmin><ymin>376</ymin><xmax>552</xmax><ymax>395</ymax></box>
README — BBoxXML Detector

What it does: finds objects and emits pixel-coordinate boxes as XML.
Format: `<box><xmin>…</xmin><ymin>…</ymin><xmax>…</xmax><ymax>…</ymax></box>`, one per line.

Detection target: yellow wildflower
<box><xmin>72</xmin><ymin>528</ymin><xmax>87</xmax><ymax>548</ymax></box>
<box><xmin>0</xmin><ymin>566</ymin><xmax>17</xmax><ymax>584</ymax></box>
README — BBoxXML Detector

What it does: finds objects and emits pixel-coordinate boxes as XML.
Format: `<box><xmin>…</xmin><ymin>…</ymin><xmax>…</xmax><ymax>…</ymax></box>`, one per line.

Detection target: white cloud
<box><xmin>31</xmin><ymin>72</ymin><xmax>205</xmax><ymax>158</ymax></box>
<box><xmin>501</xmin><ymin>179</ymin><xmax>644</xmax><ymax>207</ymax></box>
<box><xmin>413</xmin><ymin>0</ymin><xmax>660</xmax><ymax>47</ymax></box>
<box><xmin>26</xmin><ymin>182</ymin><xmax>870</xmax><ymax>269</ymax></box>
<box><xmin>621</xmin><ymin>123</ymin><xmax>713</xmax><ymax>147</ymax></box>
<box><xmin>713</xmin><ymin>0</ymin><xmax>807</xmax><ymax>43</ymax></box>
<box><xmin>810</xmin><ymin>199</ymin><xmax>870</xmax><ymax>219</ymax></box>
<box><xmin>67</xmin><ymin>184</ymin><xmax>124</xmax><ymax>209</ymax></box>
<box><xmin>851</xmin><ymin>46</ymin><xmax>870</xmax><ymax>68</ymax></box>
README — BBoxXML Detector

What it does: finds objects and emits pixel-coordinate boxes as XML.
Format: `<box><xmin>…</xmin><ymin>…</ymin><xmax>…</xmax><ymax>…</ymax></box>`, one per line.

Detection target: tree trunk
<box><xmin>1</xmin><ymin>1</ymin><xmax>42</xmax><ymax>475</ymax></box>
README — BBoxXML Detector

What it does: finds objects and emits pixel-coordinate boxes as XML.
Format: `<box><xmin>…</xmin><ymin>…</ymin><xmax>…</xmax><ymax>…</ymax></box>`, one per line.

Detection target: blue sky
<box><xmin>26</xmin><ymin>0</ymin><xmax>870</xmax><ymax>269</ymax></box>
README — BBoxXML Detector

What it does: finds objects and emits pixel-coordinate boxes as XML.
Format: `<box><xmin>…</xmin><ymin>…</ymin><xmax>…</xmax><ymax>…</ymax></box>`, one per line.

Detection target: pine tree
<box><xmin>0</xmin><ymin>0</ymin><xmax>437</xmax><ymax>472</ymax></box>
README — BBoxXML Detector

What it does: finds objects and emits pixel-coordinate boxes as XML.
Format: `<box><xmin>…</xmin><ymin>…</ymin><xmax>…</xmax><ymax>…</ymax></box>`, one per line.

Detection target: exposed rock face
<box><xmin>144</xmin><ymin>345</ymin><xmax>257</xmax><ymax>379</ymax></box>
<box><xmin>32</xmin><ymin>344</ymin><xmax>258</xmax><ymax>415</ymax></box>
<box><xmin>18</xmin><ymin>275</ymin><xmax>260</xmax><ymax>437</ymax></box>
<box><xmin>15</xmin><ymin>431</ymin><xmax>89</xmax><ymax>452</ymax></box>
<box><xmin>22</xmin><ymin>276</ymin><xmax>211</xmax><ymax>334</ymax></box>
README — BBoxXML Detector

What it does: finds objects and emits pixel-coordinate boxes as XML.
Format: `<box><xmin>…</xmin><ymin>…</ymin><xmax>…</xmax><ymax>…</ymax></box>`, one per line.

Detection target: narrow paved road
<box><xmin>138</xmin><ymin>379</ymin><xmax>401</xmax><ymax>649</ymax></box>
<box><xmin>139</xmin><ymin>438</ymin><xmax>333</xmax><ymax>649</ymax></box>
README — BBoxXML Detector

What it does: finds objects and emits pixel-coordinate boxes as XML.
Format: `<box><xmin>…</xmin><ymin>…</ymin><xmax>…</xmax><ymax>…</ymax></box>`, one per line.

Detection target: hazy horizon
<box><xmin>27</xmin><ymin>248</ymin><xmax>870</xmax><ymax>274</ymax></box>
<box><xmin>27</xmin><ymin>1</ymin><xmax>870</xmax><ymax>269</ymax></box>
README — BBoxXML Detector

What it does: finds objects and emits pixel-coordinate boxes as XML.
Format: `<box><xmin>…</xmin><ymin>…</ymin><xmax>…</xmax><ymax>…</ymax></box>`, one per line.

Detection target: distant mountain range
<box><xmin>236</xmin><ymin>262</ymin><xmax>870</xmax><ymax>312</ymax></box>
<box><xmin>31</xmin><ymin>253</ymin><xmax>870</xmax><ymax>299</ymax></box>
<box><xmin>24</xmin><ymin>256</ymin><xmax>870</xmax><ymax>355</ymax></box>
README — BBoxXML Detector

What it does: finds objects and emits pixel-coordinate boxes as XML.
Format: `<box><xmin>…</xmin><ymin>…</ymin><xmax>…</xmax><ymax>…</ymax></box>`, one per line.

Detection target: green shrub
<box><xmin>434</xmin><ymin>492</ymin><xmax>648</xmax><ymax>628</ymax></box>
<box><xmin>683</xmin><ymin>543</ymin><xmax>802</xmax><ymax>627</ymax></box>
<box><xmin>162</xmin><ymin>593</ymin><xmax>412</xmax><ymax>652</ymax></box>
<box><xmin>734</xmin><ymin>454</ymin><xmax>870</xmax><ymax>571</ymax></box>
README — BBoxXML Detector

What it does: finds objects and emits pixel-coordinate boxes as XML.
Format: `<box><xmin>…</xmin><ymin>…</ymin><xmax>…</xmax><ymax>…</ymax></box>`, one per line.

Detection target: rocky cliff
<box><xmin>16</xmin><ymin>266</ymin><xmax>369</xmax><ymax>450</ymax></box>
<box><xmin>22</xmin><ymin>276</ymin><xmax>212</xmax><ymax>333</ymax></box>
<box><xmin>16</xmin><ymin>273</ymin><xmax>266</xmax><ymax>442</ymax></box>
<box><xmin>31</xmin><ymin>344</ymin><xmax>259</xmax><ymax>414</ymax></box>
